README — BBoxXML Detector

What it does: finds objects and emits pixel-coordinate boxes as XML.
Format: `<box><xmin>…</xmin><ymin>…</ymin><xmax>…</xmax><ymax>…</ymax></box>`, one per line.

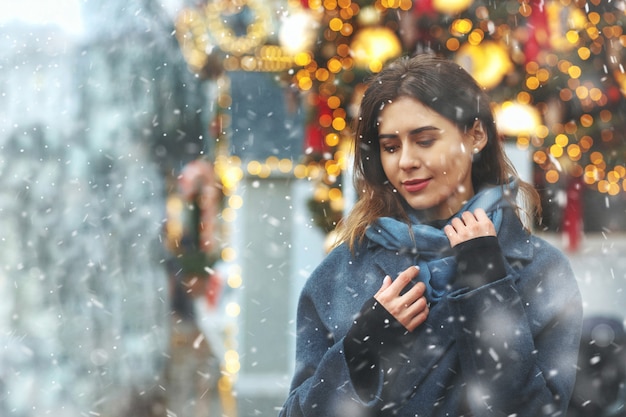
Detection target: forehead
<box><xmin>378</xmin><ymin>97</ymin><xmax>447</xmax><ymax>133</ymax></box>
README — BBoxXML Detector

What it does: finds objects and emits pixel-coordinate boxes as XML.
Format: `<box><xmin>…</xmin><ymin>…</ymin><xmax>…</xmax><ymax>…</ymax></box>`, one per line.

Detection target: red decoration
<box><xmin>304</xmin><ymin>95</ymin><xmax>332</xmax><ymax>156</ymax></box>
<box><xmin>205</xmin><ymin>270</ymin><xmax>223</xmax><ymax>310</ymax></box>
<box><xmin>524</xmin><ymin>0</ymin><xmax>550</xmax><ymax>63</ymax></box>
<box><xmin>562</xmin><ymin>177</ymin><xmax>583</xmax><ymax>252</ymax></box>
<box><xmin>412</xmin><ymin>0</ymin><xmax>436</xmax><ymax>16</ymax></box>
<box><xmin>178</xmin><ymin>158</ymin><xmax>221</xmax><ymax>254</ymax></box>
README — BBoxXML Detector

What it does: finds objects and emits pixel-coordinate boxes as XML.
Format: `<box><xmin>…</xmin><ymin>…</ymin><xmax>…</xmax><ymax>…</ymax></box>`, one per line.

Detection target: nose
<box><xmin>398</xmin><ymin>147</ymin><xmax>420</xmax><ymax>170</ymax></box>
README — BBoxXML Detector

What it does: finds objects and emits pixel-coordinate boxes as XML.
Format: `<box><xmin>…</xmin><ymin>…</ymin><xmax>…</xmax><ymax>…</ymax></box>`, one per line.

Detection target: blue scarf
<box><xmin>365</xmin><ymin>181</ymin><xmax>517</xmax><ymax>303</ymax></box>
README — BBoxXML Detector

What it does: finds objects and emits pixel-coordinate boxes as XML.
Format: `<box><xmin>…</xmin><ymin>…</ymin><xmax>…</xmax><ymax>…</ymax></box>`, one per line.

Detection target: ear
<box><xmin>469</xmin><ymin>120</ymin><xmax>488</xmax><ymax>152</ymax></box>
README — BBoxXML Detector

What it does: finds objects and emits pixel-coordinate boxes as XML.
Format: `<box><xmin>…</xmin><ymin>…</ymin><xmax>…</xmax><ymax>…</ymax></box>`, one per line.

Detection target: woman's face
<box><xmin>377</xmin><ymin>96</ymin><xmax>485</xmax><ymax>220</ymax></box>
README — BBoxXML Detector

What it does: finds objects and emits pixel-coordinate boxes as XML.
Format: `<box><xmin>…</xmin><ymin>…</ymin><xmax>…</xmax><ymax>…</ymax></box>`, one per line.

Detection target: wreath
<box><xmin>205</xmin><ymin>0</ymin><xmax>271</xmax><ymax>56</ymax></box>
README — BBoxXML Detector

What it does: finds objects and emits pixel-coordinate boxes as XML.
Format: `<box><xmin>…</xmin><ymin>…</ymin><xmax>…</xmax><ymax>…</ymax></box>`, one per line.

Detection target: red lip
<box><xmin>402</xmin><ymin>178</ymin><xmax>431</xmax><ymax>192</ymax></box>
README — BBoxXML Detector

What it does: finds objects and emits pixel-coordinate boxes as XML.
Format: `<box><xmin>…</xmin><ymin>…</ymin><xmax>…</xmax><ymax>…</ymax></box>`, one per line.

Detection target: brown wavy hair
<box><xmin>334</xmin><ymin>54</ymin><xmax>540</xmax><ymax>250</ymax></box>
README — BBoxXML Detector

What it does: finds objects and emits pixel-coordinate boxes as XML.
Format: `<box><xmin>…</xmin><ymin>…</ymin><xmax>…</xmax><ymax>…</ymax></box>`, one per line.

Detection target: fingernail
<box><xmin>414</xmin><ymin>265</ymin><xmax>420</xmax><ymax>271</ymax></box>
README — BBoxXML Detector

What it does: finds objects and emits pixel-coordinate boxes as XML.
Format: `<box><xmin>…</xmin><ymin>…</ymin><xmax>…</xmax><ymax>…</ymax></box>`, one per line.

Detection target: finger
<box><xmin>473</xmin><ymin>208</ymin><xmax>488</xmax><ymax>220</ymax></box>
<box><xmin>405</xmin><ymin>304</ymin><xmax>429</xmax><ymax>331</ymax></box>
<box><xmin>374</xmin><ymin>275</ymin><xmax>392</xmax><ymax>298</ymax></box>
<box><xmin>472</xmin><ymin>209</ymin><xmax>496</xmax><ymax>235</ymax></box>
<box><xmin>399</xmin><ymin>281</ymin><xmax>426</xmax><ymax>305</ymax></box>
<box><xmin>449</xmin><ymin>216</ymin><xmax>465</xmax><ymax>231</ymax></box>
<box><xmin>386</xmin><ymin>265</ymin><xmax>420</xmax><ymax>296</ymax></box>
<box><xmin>444</xmin><ymin>224</ymin><xmax>462</xmax><ymax>247</ymax></box>
<box><xmin>404</xmin><ymin>295</ymin><xmax>428</xmax><ymax>314</ymax></box>
<box><xmin>461</xmin><ymin>210</ymin><xmax>478</xmax><ymax>224</ymax></box>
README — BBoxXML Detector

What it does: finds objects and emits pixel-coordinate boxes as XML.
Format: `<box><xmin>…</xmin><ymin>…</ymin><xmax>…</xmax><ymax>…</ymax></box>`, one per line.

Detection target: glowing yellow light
<box><xmin>294</xmin><ymin>52</ymin><xmax>312</xmax><ymax>66</ymax></box>
<box><xmin>221</xmin><ymin>166</ymin><xmax>244</xmax><ymax>190</ymax></box>
<box><xmin>577</xmin><ymin>47</ymin><xmax>591</xmax><ymax>60</ymax></box>
<box><xmin>468</xmin><ymin>29</ymin><xmax>484</xmax><ymax>46</ymax></box>
<box><xmin>350</xmin><ymin>26</ymin><xmax>402</xmax><ymax>69</ymax></box>
<box><xmin>325</xmin><ymin>133</ymin><xmax>340</xmax><ymax>147</ymax></box>
<box><xmin>455</xmin><ymin>41</ymin><xmax>513</xmax><ymax>89</ymax></box>
<box><xmin>579</xmin><ymin>135</ymin><xmax>593</xmax><ymax>150</ymax></box>
<box><xmin>328</xmin><ymin>187</ymin><xmax>343</xmax><ymax>201</ymax></box>
<box><xmin>584</xmin><ymin>166</ymin><xmax>598</xmax><ymax>184</ymax></box>
<box><xmin>228</xmin><ymin>195</ymin><xmax>243</xmax><ymax>210</ymax></box>
<box><xmin>278</xmin><ymin>158</ymin><xmax>293</xmax><ymax>173</ymax></box>
<box><xmin>526</xmin><ymin>76</ymin><xmax>540</xmax><ymax>90</ymax></box>
<box><xmin>568</xmin><ymin>65</ymin><xmax>582</xmax><ymax>79</ymax></box>
<box><xmin>589</xmin><ymin>88</ymin><xmax>603</xmax><ymax>102</ymax></box>
<box><xmin>588</xmin><ymin>12</ymin><xmax>601</xmax><ymax>25</ymax></box>
<box><xmin>516</xmin><ymin>91</ymin><xmax>530</xmax><ymax>104</ymax></box>
<box><xmin>221</xmin><ymin>247</ymin><xmax>237</xmax><ymax>262</ymax></box>
<box><xmin>222</xmin><ymin>207</ymin><xmax>236</xmax><ymax>222</ymax></box>
<box><xmin>533</xmin><ymin>151</ymin><xmax>548</xmax><ymax>165</ymax></box>
<box><xmin>446</xmin><ymin>38</ymin><xmax>460</xmax><ymax>51</ymax></box>
<box><xmin>590</xmin><ymin>151</ymin><xmax>604</xmax><ymax>164</ymax></box>
<box><xmin>327</xmin><ymin>57</ymin><xmax>343</xmax><ymax>73</ymax></box>
<box><xmin>329</xmin><ymin>17</ymin><xmax>343</xmax><ymax>31</ymax></box>
<box><xmin>517</xmin><ymin>135</ymin><xmax>530</xmax><ymax>150</ymax></box>
<box><xmin>537</xmin><ymin>69</ymin><xmax>550</xmax><ymax>83</ymax></box>
<box><xmin>224</xmin><ymin>349</ymin><xmax>240</xmax><ymax>374</ymax></box>
<box><xmin>536</xmin><ymin>125</ymin><xmax>549</xmax><ymax>138</ymax></box>
<box><xmin>433</xmin><ymin>0</ymin><xmax>473</xmax><ymax>14</ymax></box>
<box><xmin>298</xmin><ymin>76</ymin><xmax>313</xmax><ymax>90</ymax></box>
<box><xmin>567</xmin><ymin>144</ymin><xmax>582</xmax><ymax>160</ymax></box>
<box><xmin>549</xmin><ymin>144</ymin><xmax>563</xmax><ymax>158</ymax></box>
<box><xmin>555</xmin><ymin>134</ymin><xmax>569</xmax><ymax>147</ymax></box>
<box><xmin>315</xmin><ymin>68</ymin><xmax>330</xmax><ymax>81</ymax></box>
<box><xmin>451</xmin><ymin>18</ymin><xmax>473</xmax><ymax>35</ymax></box>
<box><xmin>580</xmin><ymin>114</ymin><xmax>593</xmax><ymax>128</ymax></box>
<box><xmin>332</xmin><ymin>117</ymin><xmax>346</xmax><ymax>131</ymax></box>
<box><xmin>225</xmin><ymin>302</ymin><xmax>241</xmax><ymax>318</ymax></box>
<box><xmin>279</xmin><ymin>11</ymin><xmax>319</xmax><ymax>54</ymax></box>
<box><xmin>519</xmin><ymin>2</ymin><xmax>531</xmax><ymax>17</ymax></box>
<box><xmin>327</xmin><ymin>96</ymin><xmax>341</xmax><ymax>109</ymax></box>
<box><xmin>369</xmin><ymin>59</ymin><xmax>383</xmax><ymax>73</ymax></box>
<box><xmin>608</xmin><ymin>183</ymin><xmax>620</xmax><ymax>196</ymax></box>
<box><xmin>575</xmin><ymin>86</ymin><xmax>588</xmax><ymax>99</ymax></box>
<box><xmin>326</xmin><ymin>161</ymin><xmax>342</xmax><ymax>177</ymax></box>
<box><xmin>607</xmin><ymin>170</ymin><xmax>620</xmax><ymax>183</ymax></box>
<box><xmin>258</xmin><ymin>164</ymin><xmax>272</xmax><ymax>178</ymax></box>
<box><xmin>227</xmin><ymin>273</ymin><xmax>242</xmax><ymax>289</ymax></box>
<box><xmin>294</xmin><ymin>164</ymin><xmax>307</xmax><ymax>178</ymax></box>
<box><xmin>340</xmin><ymin>23</ymin><xmax>353</xmax><ymax>36</ymax></box>
<box><xmin>566</xmin><ymin>30</ymin><xmax>579</xmax><ymax>44</ymax></box>
<box><xmin>546</xmin><ymin>170</ymin><xmax>560</xmax><ymax>184</ymax></box>
<box><xmin>494</xmin><ymin>101</ymin><xmax>542</xmax><ymax>136</ymax></box>
<box><xmin>247</xmin><ymin>160</ymin><xmax>262</xmax><ymax>176</ymax></box>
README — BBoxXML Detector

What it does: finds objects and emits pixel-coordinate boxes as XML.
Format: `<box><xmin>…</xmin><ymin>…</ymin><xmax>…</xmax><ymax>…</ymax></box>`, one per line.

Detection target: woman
<box><xmin>279</xmin><ymin>54</ymin><xmax>583</xmax><ymax>417</ymax></box>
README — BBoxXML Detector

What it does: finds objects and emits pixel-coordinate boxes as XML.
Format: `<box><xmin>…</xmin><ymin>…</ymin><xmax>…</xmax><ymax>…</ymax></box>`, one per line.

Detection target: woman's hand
<box><xmin>374</xmin><ymin>266</ymin><xmax>429</xmax><ymax>332</ymax></box>
<box><xmin>444</xmin><ymin>208</ymin><xmax>496</xmax><ymax>248</ymax></box>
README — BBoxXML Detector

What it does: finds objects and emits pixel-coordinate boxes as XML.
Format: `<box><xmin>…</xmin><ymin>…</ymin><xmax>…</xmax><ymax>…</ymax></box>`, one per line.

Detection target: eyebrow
<box><xmin>378</xmin><ymin>126</ymin><xmax>440</xmax><ymax>140</ymax></box>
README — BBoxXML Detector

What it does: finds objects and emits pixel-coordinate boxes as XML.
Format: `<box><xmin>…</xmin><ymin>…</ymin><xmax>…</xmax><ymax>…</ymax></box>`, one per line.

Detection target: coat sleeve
<box><xmin>278</xmin><ymin>285</ymin><xmax>384</xmax><ymax>417</ymax></box>
<box><xmin>448</xmin><ymin>239</ymin><xmax>583</xmax><ymax>417</ymax></box>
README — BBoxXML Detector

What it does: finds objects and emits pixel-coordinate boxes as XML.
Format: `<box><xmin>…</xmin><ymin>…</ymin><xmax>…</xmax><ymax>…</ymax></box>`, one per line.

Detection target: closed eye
<box><xmin>381</xmin><ymin>144</ymin><xmax>400</xmax><ymax>153</ymax></box>
<box><xmin>415</xmin><ymin>139</ymin><xmax>435</xmax><ymax>147</ymax></box>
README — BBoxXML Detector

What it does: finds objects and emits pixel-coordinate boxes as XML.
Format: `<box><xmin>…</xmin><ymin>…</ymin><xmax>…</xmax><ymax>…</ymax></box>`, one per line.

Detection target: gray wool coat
<box><xmin>279</xmin><ymin>210</ymin><xmax>583</xmax><ymax>417</ymax></box>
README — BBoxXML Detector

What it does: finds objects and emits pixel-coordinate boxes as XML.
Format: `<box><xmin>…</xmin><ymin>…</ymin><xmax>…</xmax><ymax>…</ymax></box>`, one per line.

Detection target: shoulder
<box><xmin>300</xmin><ymin>242</ymin><xmax>357</xmax><ymax>295</ymax></box>
<box><xmin>498</xmin><ymin>210</ymin><xmax>577</xmax><ymax>291</ymax></box>
<box><xmin>517</xmin><ymin>234</ymin><xmax>580</xmax><ymax>301</ymax></box>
